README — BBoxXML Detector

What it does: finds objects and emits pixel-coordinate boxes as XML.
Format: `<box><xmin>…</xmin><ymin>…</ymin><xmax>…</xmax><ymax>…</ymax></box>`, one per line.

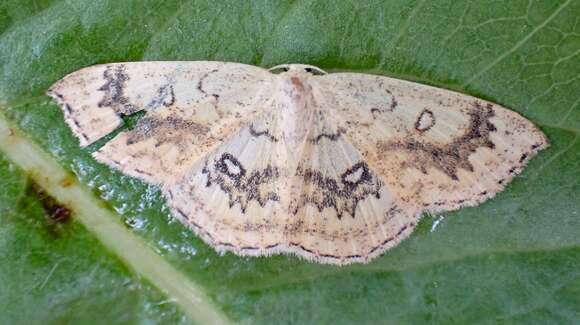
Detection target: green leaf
<box><xmin>1</xmin><ymin>0</ymin><xmax>579</xmax><ymax>324</ymax></box>
<box><xmin>0</xmin><ymin>155</ymin><xmax>191</xmax><ymax>325</ymax></box>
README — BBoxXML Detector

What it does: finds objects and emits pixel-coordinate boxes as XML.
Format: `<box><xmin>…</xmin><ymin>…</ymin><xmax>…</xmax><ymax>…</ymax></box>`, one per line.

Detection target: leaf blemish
<box><xmin>28</xmin><ymin>182</ymin><xmax>72</xmax><ymax>226</ymax></box>
<box><xmin>59</xmin><ymin>176</ymin><xmax>75</xmax><ymax>188</ymax></box>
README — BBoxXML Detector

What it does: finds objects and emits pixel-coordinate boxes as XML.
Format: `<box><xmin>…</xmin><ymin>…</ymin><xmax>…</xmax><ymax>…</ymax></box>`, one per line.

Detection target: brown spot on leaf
<box><xmin>59</xmin><ymin>176</ymin><xmax>75</xmax><ymax>188</ymax></box>
<box><xmin>27</xmin><ymin>184</ymin><xmax>72</xmax><ymax>224</ymax></box>
<box><xmin>22</xmin><ymin>183</ymin><xmax>72</xmax><ymax>239</ymax></box>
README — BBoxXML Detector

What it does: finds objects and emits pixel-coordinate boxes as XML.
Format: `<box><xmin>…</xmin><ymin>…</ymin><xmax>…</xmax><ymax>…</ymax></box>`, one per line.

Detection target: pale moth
<box><xmin>48</xmin><ymin>61</ymin><xmax>548</xmax><ymax>265</ymax></box>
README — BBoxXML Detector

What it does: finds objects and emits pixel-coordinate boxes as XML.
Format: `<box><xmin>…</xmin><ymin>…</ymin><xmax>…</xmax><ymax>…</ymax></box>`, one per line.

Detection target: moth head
<box><xmin>269</xmin><ymin>64</ymin><xmax>327</xmax><ymax>76</ymax></box>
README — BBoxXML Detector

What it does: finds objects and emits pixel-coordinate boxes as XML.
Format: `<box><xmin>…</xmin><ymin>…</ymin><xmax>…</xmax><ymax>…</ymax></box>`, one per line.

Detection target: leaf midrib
<box><xmin>0</xmin><ymin>110</ymin><xmax>231</xmax><ymax>325</ymax></box>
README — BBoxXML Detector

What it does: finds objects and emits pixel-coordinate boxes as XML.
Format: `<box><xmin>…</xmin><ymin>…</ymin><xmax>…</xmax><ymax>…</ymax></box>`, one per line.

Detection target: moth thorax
<box><xmin>276</xmin><ymin>76</ymin><xmax>315</xmax><ymax>146</ymax></box>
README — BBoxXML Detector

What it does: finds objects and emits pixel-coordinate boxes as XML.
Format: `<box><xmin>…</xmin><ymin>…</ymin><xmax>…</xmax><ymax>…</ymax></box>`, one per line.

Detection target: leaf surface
<box><xmin>1</xmin><ymin>0</ymin><xmax>579</xmax><ymax>323</ymax></box>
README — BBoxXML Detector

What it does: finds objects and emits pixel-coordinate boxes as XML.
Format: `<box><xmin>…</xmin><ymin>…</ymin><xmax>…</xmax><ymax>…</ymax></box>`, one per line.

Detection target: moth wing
<box><xmin>314</xmin><ymin>73</ymin><xmax>548</xmax><ymax>212</ymax></box>
<box><xmin>166</xmin><ymin>107</ymin><xmax>420</xmax><ymax>265</ymax></box>
<box><xmin>165</xmin><ymin>113</ymin><xmax>289</xmax><ymax>253</ymax></box>
<box><xmin>285</xmin><ymin>114</ymin><xmax>421</xmax><ymax>264</ymax></box>
<box><xmin>48</xmin><ymin>61</ymin><xmax>274</xmax><ymax>184</ymax></box>
<box><xmin>47</xmin><ymin>61</ymin><xmax>272</xmax><ymax>146</ymax></box>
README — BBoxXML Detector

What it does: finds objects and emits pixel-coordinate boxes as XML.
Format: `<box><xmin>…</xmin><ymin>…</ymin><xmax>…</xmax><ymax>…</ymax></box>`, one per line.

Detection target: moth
<box><xmin>47</xmin><ymin>61</ymin><xmax>548</xmax><ymax>265</ymax></box>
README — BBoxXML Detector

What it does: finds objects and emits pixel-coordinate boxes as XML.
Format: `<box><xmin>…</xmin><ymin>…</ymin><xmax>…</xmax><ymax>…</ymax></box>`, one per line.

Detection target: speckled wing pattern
<box><xmin>48</xmin><ymin>62</ymin><xmax>548</xmax><ymax>265</ymax></box>
<box><xmin>48</xmin><ymin>61</ymin><xmax>273</xmax><ymax>184</ymax></box>
<box><xmin>315</xmin><ymin>74</ymin><xmax>548</xmax><ymax>214</ymax></box>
